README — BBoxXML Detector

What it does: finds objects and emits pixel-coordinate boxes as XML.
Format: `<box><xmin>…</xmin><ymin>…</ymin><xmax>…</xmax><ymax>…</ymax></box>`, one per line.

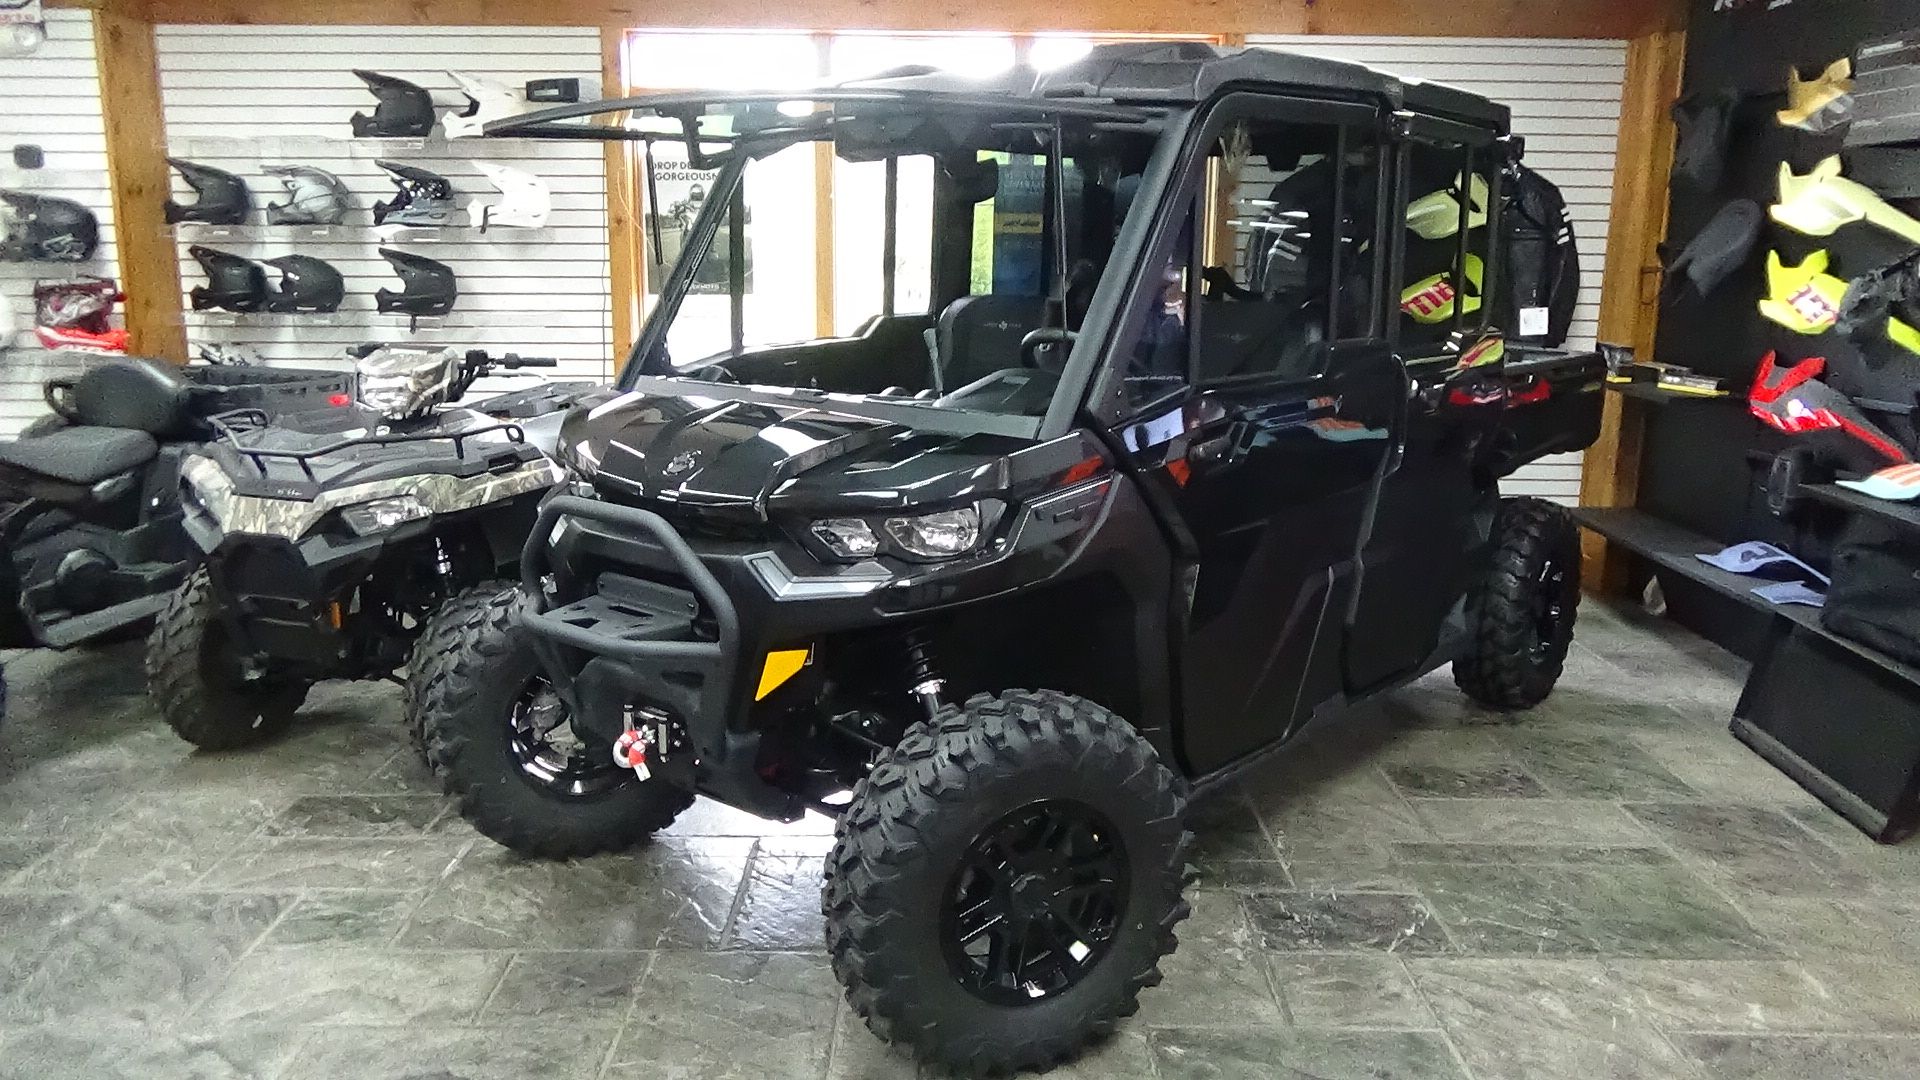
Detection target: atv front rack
<box><xmin>217</xmin><ymin>420</ymin><xmax>528</xmax><ymax>481</ymax></box>
<box><xmin>516</xmin><ymin>494</ymin><xmax>744</xmax><ymax>770</ymax></box>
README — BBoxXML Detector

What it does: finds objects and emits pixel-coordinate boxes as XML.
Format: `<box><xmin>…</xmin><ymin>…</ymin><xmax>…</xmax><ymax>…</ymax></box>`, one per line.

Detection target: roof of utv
<box><xmin>486</xmin><ymin>41</ymin><xmax>1510</xmax><ymax>139</ymax></box>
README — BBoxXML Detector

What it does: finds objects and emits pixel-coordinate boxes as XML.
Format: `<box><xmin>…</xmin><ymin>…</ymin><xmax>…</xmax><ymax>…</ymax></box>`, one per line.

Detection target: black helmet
<box><xmin>265</xmin><ymin>254</ymin><xmax>346</xmax><ymax>313</ymax></box>
<box><xmin>263</xmin><ymin>165</ymin><xmax>351</xmax><ymax>225</ymax></box>
<box><xmin>0</xmin><ymin>191</ymin><xmax>99</xmax><ymax>261</ymax></box>
<box><xmin>375</xmin><ymin>247</ymin><xmax>457</xmax><ymax>322</ymax></box>
<box><xmin>350</xmin><ymin>70</ymin><xmax>436</xmax><ymax>138</ymax></box>
<box><xmin>165</xmin><ymin>158</ymin><xmax>251</xmax><ymax>226</ymax></box>
<box><xmin>187</xmin><ymin>245</ymin><xmax>269</xmax><ymax>312</ymax></box>
<box><xmin>371</xmin><ymin>160</ymin><xmax>457</xmax><ymax>227</ymax></box>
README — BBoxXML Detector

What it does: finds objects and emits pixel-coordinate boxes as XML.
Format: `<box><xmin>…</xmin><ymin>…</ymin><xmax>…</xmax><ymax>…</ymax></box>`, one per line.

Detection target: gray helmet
<box><xmin>264</xmin><ymin>165</ymin><xmax>352</xmax><ymax>225</ymax></box>
<box><xmin>0</xmin><ymin>191</ymin><xmax>99</xmax><ymax>261</ymax></box>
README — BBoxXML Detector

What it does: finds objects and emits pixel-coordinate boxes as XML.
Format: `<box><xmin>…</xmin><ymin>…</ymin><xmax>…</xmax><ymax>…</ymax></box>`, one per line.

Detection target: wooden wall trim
<box><xmin>122</xmin><ymin>0</ymin><xmax>1677</xmax><ymax>39</ymax></box>
<box><xmin>92</xmin><ymin>6</ymin><xmax>188</xmax><ymax>362</ymax></box>
<box><xmin>601</xmin><ymin>25</ymin><xmax>642</xmax><ymax>369</ymax></box>
<box><xmin>1578</xmin><ymin>26</ymin><xmax>1688</xmax><ymax>593</ymax></box>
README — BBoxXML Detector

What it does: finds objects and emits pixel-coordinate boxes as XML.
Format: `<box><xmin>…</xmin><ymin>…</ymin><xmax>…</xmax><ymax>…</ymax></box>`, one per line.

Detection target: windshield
<box><xmin>610</xmin><ymin>96</ymin><xmax>1166</xmax><ymax>418</ymax></box>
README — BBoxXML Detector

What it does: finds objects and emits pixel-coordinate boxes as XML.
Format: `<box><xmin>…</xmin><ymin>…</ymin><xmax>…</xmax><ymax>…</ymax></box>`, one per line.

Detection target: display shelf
<box><xmin>183</xmin><ymin>311</ymin><xmax>354</xmax><ymax>326</ymax></box>
<box><xmin>1604</xmin><ymin>380</ymin><xmax>1738</xmax><ymax>406</ymax></box>
<box><xmin>170</xmin><ymin>223</ymin><xmax>361</xmax><ymax>242</ymax></box>
<box><xmin>1573</xmin><ymin>505</ymin><xmax>1920</xmax><ymax>687</ymax></box>
<box><xmin>1803</xmin><ymin>482</ymin><xmax>1920</xmax><ymax>536</ymax></box>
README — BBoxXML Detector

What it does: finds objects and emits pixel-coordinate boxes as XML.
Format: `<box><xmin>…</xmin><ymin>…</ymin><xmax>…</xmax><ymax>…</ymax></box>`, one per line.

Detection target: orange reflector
<box><xmin>755</xmin><ymin>648</ymin><xmax>811</xmax><ymax>701</ymax></box>
<box><xmin>327</xmin><ymin>602</ymin><xmax>343</xmax><ymax>630</ymax></box>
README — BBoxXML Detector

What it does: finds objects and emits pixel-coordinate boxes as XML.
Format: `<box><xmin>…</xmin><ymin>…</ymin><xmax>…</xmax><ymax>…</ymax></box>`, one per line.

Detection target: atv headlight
<box><xmin>883</xmin><ymin>506</ymin><xmax>983</xmax><ymax>559</ymax></box>
<box><xmin>809</xmin><ymin>518</ymin><xmax>880</xmax><ymax>559</ymax></box>
<box><xmin>356</xmin><ymin>348</ymin><xmax>459</xmax><ymax>420</ymax></box>
<box><xmin>339</xmin><ymin>495</ymin><xmax>431</xmax><ymax>536</ymax></box>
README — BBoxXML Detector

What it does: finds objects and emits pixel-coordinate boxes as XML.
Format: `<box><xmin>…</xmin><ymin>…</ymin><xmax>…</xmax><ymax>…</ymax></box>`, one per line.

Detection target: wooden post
<box><xmin>602</xmin><ymin>25</ymin><xmax>643</xmax><ymax>375</ymax></box>
<box><xmin>1578</xmin><ymin>26</ymin><xmax>1687</xmax><ymax>594</ymax></box>
<box><xmin>813</xmin><ymin>34</ymin><xmax>836</xmax><ymax>338</ymax></box>
<box><xmin>92</xmin><ymin>5</ymin><xmax>188</xmax><ymax>362</ymax></box>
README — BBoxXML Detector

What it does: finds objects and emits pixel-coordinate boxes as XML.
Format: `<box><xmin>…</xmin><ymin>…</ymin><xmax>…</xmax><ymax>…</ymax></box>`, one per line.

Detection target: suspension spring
<box><xmin>903</xmin><ymin>629</ymin><xmax>946</xmax><ymax>719</ymax></box>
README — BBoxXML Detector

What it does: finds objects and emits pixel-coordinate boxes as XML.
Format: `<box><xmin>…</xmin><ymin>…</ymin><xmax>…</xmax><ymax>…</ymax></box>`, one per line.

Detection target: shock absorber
<box><xmin>903</xmin><ymin>628</ymin><xmax>946</xmax><ymax>721</ymax></box>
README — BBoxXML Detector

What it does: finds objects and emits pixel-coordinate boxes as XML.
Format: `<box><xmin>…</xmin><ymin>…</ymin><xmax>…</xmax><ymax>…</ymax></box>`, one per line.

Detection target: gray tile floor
<box><xmin>4</xmin><ymin>599</ymin><xmax>1920</xmax><ymax>1079</ymax></box>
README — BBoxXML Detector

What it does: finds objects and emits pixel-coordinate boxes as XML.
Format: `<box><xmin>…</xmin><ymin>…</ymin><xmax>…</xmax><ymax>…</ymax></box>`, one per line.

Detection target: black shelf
<box><xmin>1604</xmin><ymin>380</ymin><xmax>1738</xmax><ymax>406</ymax></box>
<box><xmin>1573</xmin><ymin>505</ymin><xmax>1920</xmax><ymax>688</ymax></box>
<box><xmin>1803</xmin><ymin>482</ymin><xmax>1920</xmax><ymax>536</ymax></box>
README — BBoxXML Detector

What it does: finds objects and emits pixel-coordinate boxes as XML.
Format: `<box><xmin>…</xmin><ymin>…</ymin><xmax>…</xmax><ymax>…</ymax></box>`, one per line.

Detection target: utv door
<box><xmin>1112</xmin><ymin>94</ymin><xmax>1403</xmax><ymax>775</ymax></box>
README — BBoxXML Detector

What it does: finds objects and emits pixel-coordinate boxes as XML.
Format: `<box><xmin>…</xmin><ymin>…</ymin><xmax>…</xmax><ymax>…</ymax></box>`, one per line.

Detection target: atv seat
<box><xmin>46</xmin><ymin>358</ymin><xmax>197</xmax><ymax>437</ymax></box>
<box><xmin>0</xmin><ymin>426</ymin><xmax>159</xmax><ymax>486</ymax></box>
<box><xmin>935</xmin><ymin>295</ymin><xmax>1051</xmax><ymax>389</ymax></box>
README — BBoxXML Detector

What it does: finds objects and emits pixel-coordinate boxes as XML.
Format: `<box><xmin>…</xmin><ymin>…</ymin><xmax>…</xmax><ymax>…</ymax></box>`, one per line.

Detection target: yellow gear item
<box><xmin>1406</xmin><ymin>174</ymin><xmax>1490</xmax><ymax>240</ymax></box>
<box><xmin>1400</xmin><ymin>254</ymin><xmax>1484</xmax><ymax>324</ymax></box>
<box><xmin>1457</xmin><ymin>333</ymin><xmax>1506</xmax><ymax>369</ymax></box>
<box><xmin>1777</xmin><ymin>56</ymin><xmax>1852</xmax><ymax>130</ymax></box>
<box><xmin>1758</xmin><ymin>249</ymin><xmax>1847</xmax><ymax>332</ymax></box>
<box><xmin>1773</xmin><ymin>156</ymin><xmax>1920</xmax><ymax>244</ymax></box>
<box><xmin>754</xmin><ymin>648</ymin><xmax>812</xmax><ymax>701</ymax></box>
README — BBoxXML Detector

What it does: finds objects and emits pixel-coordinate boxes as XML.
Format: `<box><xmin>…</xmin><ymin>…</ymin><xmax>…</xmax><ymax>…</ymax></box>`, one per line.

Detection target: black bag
<box><xmin>1822</xmin><ymin>517</ymin><xmax>1920</xmax><ymax>666</ymax></box>
<box><xmin>1502</xmin><ymin>163</ymin><xmax>1580</xmax><ymax>347</ymax></box>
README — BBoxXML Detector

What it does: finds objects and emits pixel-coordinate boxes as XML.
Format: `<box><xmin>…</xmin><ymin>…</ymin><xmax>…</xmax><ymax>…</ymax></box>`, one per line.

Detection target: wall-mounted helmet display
<box><xmin>187</xmin><ymin>245</ymin><xmax>270</xmax><ymax>312</ymax></box>
<box><xmin>164</xmin><ymin>158</ymin><xmax>251</xmax><ymax>226</ymax></box>
<box><xmin>350</xmin><ymin>69</ymin><xmax>436</xmax><ymax>138</ymax></box>
<box><xmin>444</xmin><ymin>70</ymin><xmax>526</xmax><ymax>139</ymax></box>
<box><xmin>264</xmin><ymin>254</ymin><xmax>346</xmax><ymax>314</ymax></box>
<box><xmin>472</xmin><ymin>161</ymin><xmax>550</xmax><ymax>230</ymax></box>
<box><xmin>0</xmin><ymin>191</ymin><xmax>99</xmax><ymax>261</ymax></box>
<box><xmin>372</xmin><ymin>160</ymin><xmax>457</xmax><ymax>227</ymax></box>
<box><xmin>263</xmin><ymin>164</ymin><xmax>352</xmax><ymax>225</ymax></box>
<box><xmin>375</xmin><ymin>247</ymin><xmax>457</xmax><ymax>325</ymax></box>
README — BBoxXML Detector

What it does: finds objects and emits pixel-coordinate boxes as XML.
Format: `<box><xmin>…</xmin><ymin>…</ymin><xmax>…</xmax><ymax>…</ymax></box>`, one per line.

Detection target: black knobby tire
<box><xmin>824</xmin><ymin>690</ymin><xmax>1193</xmax><ymax>1075</ymax></box>
<box><xmin>401</xmin><ymin>584</ymin><xmax>485</xmax><ymax>768</ymax></box>
<box><xmin>416</xmin><ymin>581</ymin><xmax>694</xmax><ymax>860</ymax></box>
<box><xmin>145</xmin><ymin>568</ymin><xmax>310</xmax><ymax>749</ymax></box>
<box><xmin>1453</xmin><ymin>496</ymin><xmax>1582</xmax><ymax>708</ymax></box>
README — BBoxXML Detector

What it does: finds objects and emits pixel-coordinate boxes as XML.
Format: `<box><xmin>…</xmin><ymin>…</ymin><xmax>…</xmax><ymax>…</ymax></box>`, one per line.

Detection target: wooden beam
<box><xmin>814</xmin><ymin>35</ymin><xmax>836</xmax><ymax>338</ymax></box>
<box><xmin>601</xmin><ymin>26</ymin><xmax>642</xmax><ymax>373</ymax></box>
<box><xmin>137</xmin><ymin>0</ymin><xmax>1677</xmax><ymax>40</ymax></box>
<box><xmin>1578</xmin><ymin>25</ymin><xmax>1687</xmax><ymax>594</ymax></box>
<box><xmin>93</xmin><ymin>6</ymin><xmax>188</xmax><ymax>363</ymax></box>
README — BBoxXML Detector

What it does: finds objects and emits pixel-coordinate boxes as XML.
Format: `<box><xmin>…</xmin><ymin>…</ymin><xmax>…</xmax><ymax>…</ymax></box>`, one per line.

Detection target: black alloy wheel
<box><xmin>940</xmin><ymin>799</ymin><xmax>1130</xmax><ymax>1006</ymax></box>
<box><xmin>504</xmin><ymin>674</ymin><xmax>629</xmax><ymax>799</ymax></box>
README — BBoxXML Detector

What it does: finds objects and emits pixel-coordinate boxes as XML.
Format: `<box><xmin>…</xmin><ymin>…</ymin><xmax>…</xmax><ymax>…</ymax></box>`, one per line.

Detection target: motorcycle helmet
<box><xmin>187</xmin><ymin>245</ymin><xmax>269</xmax><ymax>313</ymax></box>
<box><xmin>263</xmin><ymin>164</ymin><xmax>352</xmax><ymax>225</ymax></box>
<box><xmin>350</xmin><ymin>69</ymin><xmax>436</xmax><ymax>138</ymax></box>
<box><xmin>372</xmin><ymin>160</ymin><xmax>458</xmax><ymax>227</ymax></box>
<box><xmin>473</xmin><ymin>161</ymin><xmax>550</xmax><ymax>230</ymax></box>
<box><xmin>375</xmin><ymin>247</ymin><xmax>457</xmax><ymax>323</ymax></box>
<box><xmin>443</xmin><ymin>70</ymin><xmax>525</xmax><ymax>139</ymax></box>
<box><xmin>0</xmin><ymin>191</ymin><xmax>100</xmax><ymax>261</ymax></box>
<box><xmin>1406</xmin><ymin>174</ymin><xmax>1490</xmax><ymax>240</ymax></box>
<box><xmin>164</xmin><ymin>158</ymin><xmax>251</xmax><ymax>226</ymax></box>
<box><xmin>265</xmin><ymin>254</ymin><xmax>346</xmax><ymax>314</ymax></box>
<box><xmin>32</xmin><ymin>276</ymin><xmax>128</xmax><ymax>353</ymax></box>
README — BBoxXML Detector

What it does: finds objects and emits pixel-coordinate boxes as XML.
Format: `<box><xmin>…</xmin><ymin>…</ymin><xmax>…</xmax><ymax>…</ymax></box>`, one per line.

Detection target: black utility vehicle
<box><xmin>416</xmin><ymin>43</ymin><xmax>1602</xmax><ymax>1074</ymax></box>
<box><xmin>146</xmin><ymin>345</ymin><xmax>601</xmax><ymax>750</ymax></box>
<box><xmin>0</xmin><ymin>354</ymin><xmax>350</xmax><ymax>650</ymax></box>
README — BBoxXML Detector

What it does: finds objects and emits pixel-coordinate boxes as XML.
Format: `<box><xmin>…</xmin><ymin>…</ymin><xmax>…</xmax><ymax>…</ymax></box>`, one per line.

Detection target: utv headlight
<box><xmin>809</xmin><ymin>518</ymin><xmax>880</xmax><ymax>559</ymax></box>
<box><xmin>355</xmin><ymin>347</ymin><xmax>460</xmax><ymax>420</ymax></box>
<box><xmin>339</xmin><ymin>495</ymin><xmax>431</xmax><ymax>536</ymax></box>
<box><xmin>884</xmin><ymin>507</ymin><xmax>982</xmax><ymax>559</ymax></box>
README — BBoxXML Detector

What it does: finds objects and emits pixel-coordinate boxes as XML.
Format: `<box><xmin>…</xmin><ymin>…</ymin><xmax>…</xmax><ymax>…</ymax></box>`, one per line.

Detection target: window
<box><xmin>1398</xmin><ymin>139</ymin><xmax>1497</xmax><ymax>348</ymax></box>
<box><xmin>1192</xmin><ymin>112</ymin><xmax>1380</xmax><ymax>386</ymax></box>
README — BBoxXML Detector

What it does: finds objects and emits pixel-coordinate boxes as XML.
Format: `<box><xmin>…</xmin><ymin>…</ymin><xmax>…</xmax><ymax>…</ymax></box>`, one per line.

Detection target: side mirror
<box><xmin>1020</xmin><ymin>326</ymin><xmax>1077</xmax><ymax>370</ymax></box>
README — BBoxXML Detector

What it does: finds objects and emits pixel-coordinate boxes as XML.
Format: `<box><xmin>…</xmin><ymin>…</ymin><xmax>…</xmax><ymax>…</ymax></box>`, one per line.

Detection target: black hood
<box><xmin>560</xmin><ymin>389</ymin><xmax>1027</xmax><ymax>520</ymax></box>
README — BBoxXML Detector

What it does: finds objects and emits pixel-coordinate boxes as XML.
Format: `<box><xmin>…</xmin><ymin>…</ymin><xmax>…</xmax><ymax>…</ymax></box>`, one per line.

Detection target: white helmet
<box><xmin>444</xmin><ymin>71</ymin><xmax>526</xmax><ymax>139</ymax></box>
<box><xmin>472</xmin><ymin>161</ymin><xmax>551</xmax><ymax>231</ymax></box>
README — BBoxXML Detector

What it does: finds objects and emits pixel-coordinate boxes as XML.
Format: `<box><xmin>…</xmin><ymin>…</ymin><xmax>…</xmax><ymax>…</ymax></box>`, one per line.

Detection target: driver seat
<box><xmin>934</xmin><ymin>295</ymin><xmax>1050</xmax><ymax>389</ymax></box>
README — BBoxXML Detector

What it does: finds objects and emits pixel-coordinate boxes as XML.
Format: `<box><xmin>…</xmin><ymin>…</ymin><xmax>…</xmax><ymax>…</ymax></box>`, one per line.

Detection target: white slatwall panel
<box><xmin>0</xmin><ymin>10</ymin><xmax>122</xmax><ymax>437</ymax></box>
<box><xmin>154</xmin><ymin>25</ymin><xmax>612</xmax><ymax>390</ymax></box>
<box><xmin>1253</xmin><ymin>36</ymin><xmax>1626</xmax><ymax>505</ymax></box>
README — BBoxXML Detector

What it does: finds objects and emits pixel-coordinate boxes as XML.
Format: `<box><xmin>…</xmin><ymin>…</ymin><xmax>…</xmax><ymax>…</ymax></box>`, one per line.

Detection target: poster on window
<box><xmin>645</xmin><ymin>143</ymin><xmax>753</xmax><ymax>295</ymax></box>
